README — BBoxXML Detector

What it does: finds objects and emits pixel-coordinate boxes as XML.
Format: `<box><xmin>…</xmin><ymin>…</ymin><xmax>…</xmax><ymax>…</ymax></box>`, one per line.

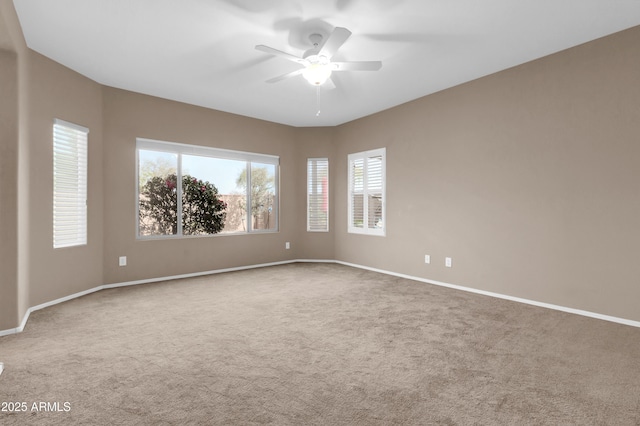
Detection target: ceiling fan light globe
<box><xmin>303</xmin><ymin>63</ymin><xmax>332</xmax><ymax>86</ymax></box>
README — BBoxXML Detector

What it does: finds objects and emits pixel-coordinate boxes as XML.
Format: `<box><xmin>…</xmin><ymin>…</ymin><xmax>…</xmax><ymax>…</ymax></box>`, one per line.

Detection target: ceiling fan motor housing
<box><xmin>303</xmin><ymin>33</ymin><xmax>324</xmax><ymax>59</ymax></box>
<box><xmin>256</xmin><ymin>26</ymin><xmax>381</xmax><ymax>87</ymax></box>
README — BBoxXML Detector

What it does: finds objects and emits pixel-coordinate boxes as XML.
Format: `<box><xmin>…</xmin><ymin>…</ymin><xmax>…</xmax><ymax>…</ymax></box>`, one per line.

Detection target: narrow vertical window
<box><xmin>53</xmin><ymin>119</ymin><xmax>88</xmax><ymax>248</ymax></box>
<box><xmin>348</xmin><ymin>148</ymin><xmax>385</xmax><ymax>236</ymax></box>
<box><xmin>307</xmin><ymin>158</ymin><xmax>329</xmax><ymax>232</ymax></box>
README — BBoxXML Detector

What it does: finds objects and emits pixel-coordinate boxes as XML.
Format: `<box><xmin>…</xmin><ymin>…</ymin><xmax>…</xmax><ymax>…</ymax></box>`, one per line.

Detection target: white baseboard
<box><xmin>0</xmin><ymin>260</ymin><xmax>296</xmax><ymax>337</ymax></box>
<box><xmin>1</xmin><ymin>258</ymin><xmax>638</xmax><ymax>337</ymax></box>
<box><xmin>333</xmin><ymin>260</ymin><xmax>640</xmax><ymax>329</ymax></box>
<box><xmin>101</xmin><ymin>260</ymin><xmax>295</xmax><ymax>290</ymax></box>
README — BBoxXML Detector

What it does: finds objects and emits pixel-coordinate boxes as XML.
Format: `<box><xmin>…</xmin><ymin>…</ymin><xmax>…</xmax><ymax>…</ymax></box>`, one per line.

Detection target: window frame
<box><xmin>347</xmin><ymin>147</ymin><xmax>386</xmax><ymax>236</ymax></box>
<box><xmin>136</xmin><ymin>138</ymin><xmax>279</xmax><ymax>239</ymax></box>
<box><xmin>53</xmin><ymin>118</ymin><xmax>89</xmax><ymax>249</ymax></box>
<box><xmin>307</xmin><ymin>158</ymin><xmax>329</xmax><ymax>232</ymax></box>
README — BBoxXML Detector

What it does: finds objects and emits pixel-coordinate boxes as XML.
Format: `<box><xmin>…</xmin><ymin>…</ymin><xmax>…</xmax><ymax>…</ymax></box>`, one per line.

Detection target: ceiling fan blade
<box><xmin>331</xmin><ymin>61</ymin><xmax>382</xmax><ymax>71</ymax></box>
<box><xmin>361</xmin><ymin>33</ymin><xmax>437</xmax><ymax>43</ymax></box>
<box><xmin>319</xmin><ymin>27</ymin><xmax>352</xmax><ymax>58</ymax></box>
<box><xmin>255</xmin><ymin>45</ymin><xmax>307</xmax><ymax>65</ymax></box>
<box><xmin>265</xmin><ymin>68</ymin><xmax>305</xmax><ymax>83</ymax></box>
<box><xmin>323</xmin><ymin>77</ymin><xmax>336</xmax><ymax>90</ymax></box>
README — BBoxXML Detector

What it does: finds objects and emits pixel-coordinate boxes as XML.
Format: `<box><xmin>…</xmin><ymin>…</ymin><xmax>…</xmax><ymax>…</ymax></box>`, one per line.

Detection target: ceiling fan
<box><xmin>255</xmin><ymin>27</ymin><xmax>382</xmax><ymax>87</ymax></box>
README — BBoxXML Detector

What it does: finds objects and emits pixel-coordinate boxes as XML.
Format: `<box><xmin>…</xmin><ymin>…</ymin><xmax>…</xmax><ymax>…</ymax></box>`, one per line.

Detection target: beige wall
<box><xmin>101</xmin><ymin>88</ymin><xmax>301</xmax><ymax>284</ymax></box>
<box><xmin>1</xmin><ymin>0</ymin><xmax>104</xmax><ymax>328</ymax></box>
<box><xmin>2</xmin><ymin>0</ymin><xmax>639</xmax><ymax>331</ymax></box>
<box><xmin>334</xmin><ymin>26</ymin><xmax>640</xmax><ymax>321</ymax></box>
<box><xmin>0</xmin><ymin>26</ymin><xmax>18</xmax><ymax>330</ymax></box>
<box><xmin>0</xmin><ymin>0</ymin><xmax>24</xmax><ymax>330</ymax></box>
<box><xmin>25</xmin><ymin>50</ymin><xmax>104</xmax><ymax>307</ymax></box>
<box><xmin>293</xmin><ymin>127</ymin><xmax>336</xmax><ymax>260</ymax></box>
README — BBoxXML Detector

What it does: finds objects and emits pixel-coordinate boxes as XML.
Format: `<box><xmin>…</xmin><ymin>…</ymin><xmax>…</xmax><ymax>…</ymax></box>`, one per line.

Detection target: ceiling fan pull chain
<box><xmin>316</xmin><ymin>86</ymin><xmax>321</xmax><ymax>117</ymax></box>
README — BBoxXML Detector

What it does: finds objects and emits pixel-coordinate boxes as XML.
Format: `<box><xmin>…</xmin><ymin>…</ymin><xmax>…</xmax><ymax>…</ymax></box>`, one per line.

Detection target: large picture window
<box><xmin>137</xmin><ymin>139</ymin><xmax>278</xmax><ymax>238</ymax></box>
<box><xmin>348</xmin><ymin>148</ymin><xmax>385</xmax><ymax>236</ymax></box>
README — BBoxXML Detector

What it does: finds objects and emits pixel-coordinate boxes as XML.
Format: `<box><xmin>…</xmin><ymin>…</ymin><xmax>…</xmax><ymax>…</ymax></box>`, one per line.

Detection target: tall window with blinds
<box><xmin>53</xmin><ymin>119</ymin><xmax>88</xmax><ymax>248</ymax></box>
<box><xmin>348</xmin><ymin>148</ymin><xmax>385</xmax><ymax>236</ymax></box>
<box><xmin>307</xmin><ymin>158</ymin><xmax>329</xmax><ymax>232</ymax></box>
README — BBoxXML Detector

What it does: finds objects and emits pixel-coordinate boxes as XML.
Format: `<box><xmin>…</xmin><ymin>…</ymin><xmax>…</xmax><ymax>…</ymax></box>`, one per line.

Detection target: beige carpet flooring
<box><xmin>1</xmin><ymin>263</ymin><xmax>639</xmax><ymax>425</ymax></box>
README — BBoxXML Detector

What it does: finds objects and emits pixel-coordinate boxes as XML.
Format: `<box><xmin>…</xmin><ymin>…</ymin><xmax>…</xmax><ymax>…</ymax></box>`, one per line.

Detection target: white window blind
<box><xmin>307</xmin><ymin>158</ymin><xmax>329</xmax><ymax>232</ymax></box>
<box><xmin>348</xmin><ymin>148</ymin><xmax>385</xmax><ymax>236</ymax></box>
<box><xmin>53</xmin><ymin>119</ymin><xmax>88</xmax><ymax>248</ymax></box>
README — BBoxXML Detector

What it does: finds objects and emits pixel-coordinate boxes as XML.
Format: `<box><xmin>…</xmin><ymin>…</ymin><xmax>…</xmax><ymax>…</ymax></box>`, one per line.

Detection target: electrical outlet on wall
<box><xmin>285</xmin><ymin>242</ymin><xmax>290</xmax><ymax>250</ymax></box>
<box><xmin>119</xmin><ymin>256</ymin><xmax>127</xmax><ymax>267</ymax></box>
<box><xmin>424</xmin><ymin>255</ymin><xmax>430</xmax><ymax>264</ymax></box>
<box><xmin>445</xmin><ymin>257</ymin><xmax>452</xmax><ymax>268</ymax></box>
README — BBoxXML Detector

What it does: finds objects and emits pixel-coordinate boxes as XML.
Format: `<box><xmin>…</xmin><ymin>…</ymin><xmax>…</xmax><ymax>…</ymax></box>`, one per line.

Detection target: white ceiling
<box><xmin>12</xmin><ymin>0</ymin><xmax>640</xmax><ymax>127</ymax></box>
